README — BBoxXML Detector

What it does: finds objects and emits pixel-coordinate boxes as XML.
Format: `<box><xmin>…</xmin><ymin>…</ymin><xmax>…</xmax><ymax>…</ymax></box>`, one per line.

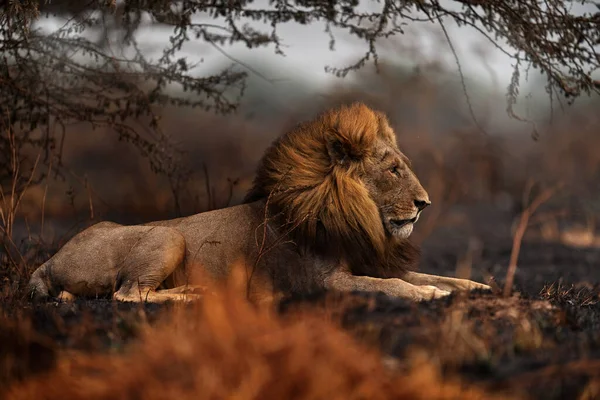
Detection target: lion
<box><xmin>28</xmin><ymin>103</ymin><xmax>491</xmax><ymax>303</ymax></box>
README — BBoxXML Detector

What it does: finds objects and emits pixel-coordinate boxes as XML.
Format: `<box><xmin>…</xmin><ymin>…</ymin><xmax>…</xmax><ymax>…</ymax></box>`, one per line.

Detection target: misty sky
<box><xmin>130</xmin><ymin>5</ymin><xmax>518</xmax><ymax>90</ymax></box>
<box><xmin>131</xmin><ymin>1</ymin><xmax>597</xmax><ymax>94</ymax></box>
<box><xmin>36</xmin><ymin>1</ymin><xmax>598</xmax><ymax>112</ymax></box>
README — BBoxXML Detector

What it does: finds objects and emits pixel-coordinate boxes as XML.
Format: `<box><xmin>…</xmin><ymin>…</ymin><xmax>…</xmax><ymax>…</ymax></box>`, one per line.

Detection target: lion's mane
<box><xmin>244</xmin><ymin>103</ymin><xmax>419</xmax><ymax>278</ymax></box>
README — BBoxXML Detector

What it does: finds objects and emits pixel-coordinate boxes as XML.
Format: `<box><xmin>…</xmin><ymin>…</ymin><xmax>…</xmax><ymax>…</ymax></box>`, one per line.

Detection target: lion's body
<box><xmin>28</xmin><ymin>103</ymin><xmax>490</xmax><ymax>303</ymax></box>
<box><xmin>29</xmin><ymin>201</ymin><xmax>324</xmax><ymax>301</ymax></box>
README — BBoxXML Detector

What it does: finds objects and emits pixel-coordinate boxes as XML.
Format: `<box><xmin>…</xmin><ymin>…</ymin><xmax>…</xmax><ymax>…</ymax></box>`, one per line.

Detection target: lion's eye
<box><xmin>390</xmin><ymin>165</ymin><xmax>401</xmax><ymax>176</ymax></box>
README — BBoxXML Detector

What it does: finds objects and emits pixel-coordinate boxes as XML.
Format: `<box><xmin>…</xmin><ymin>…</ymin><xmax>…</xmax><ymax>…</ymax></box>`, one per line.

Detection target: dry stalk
<box><xmin>0</xmin><ymin>124</ymin><xmax>43</xmax><ymax>282</ymax></box>
<box><xmin>40</xmin><ymin>158</ymin><xmax>53</xmax><ymax>241</ymax></box>
<box><xmin>503</xmin><ymin>181</ymin><xmax>563</xmax><ymax>297</ymax></box>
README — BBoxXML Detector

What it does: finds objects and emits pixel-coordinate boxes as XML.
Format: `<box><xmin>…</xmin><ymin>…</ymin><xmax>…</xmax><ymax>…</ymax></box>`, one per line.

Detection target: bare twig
<box><xmin>202</xmin><ymin>163</ymin><xmax>214</xmax><ymax>211</ymax></box>
<box><xmin>436</xmin><ymin>16</ymin><xmax>487</xmax><ymax>135</ymax></box>
<box><xmin>504</xmin><ymin>181</ymin><xmax>563</xmax><ymax>297</ymax></box>
<box><xmin>40</xmin><ymin>157</ymin><xmax>53</xmax><ymax>241</ymax></box>
<box><xmin>83</xmin><ymin>174</ymin><xmax>95</xmax><ymax>220</ymax></box>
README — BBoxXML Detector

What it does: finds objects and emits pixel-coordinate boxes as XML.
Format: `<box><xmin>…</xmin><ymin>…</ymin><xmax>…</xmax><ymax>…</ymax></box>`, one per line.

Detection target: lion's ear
<box><xmin>326</xmin><ymin>136</ymin><xmax>365</xmax><ymax>166</ymax></box>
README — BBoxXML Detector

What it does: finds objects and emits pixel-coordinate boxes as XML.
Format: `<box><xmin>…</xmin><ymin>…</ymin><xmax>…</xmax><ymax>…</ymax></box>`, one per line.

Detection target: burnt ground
<box><xmin>2</xmin><ymin>225</ymin><xmax>600</xmax><ymax>399</ymax></box>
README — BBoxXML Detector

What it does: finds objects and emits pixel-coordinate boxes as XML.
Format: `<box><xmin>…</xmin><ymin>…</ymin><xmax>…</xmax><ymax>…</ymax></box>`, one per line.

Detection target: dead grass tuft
<box><xmin>4</xmin><ymin>269</ymin><xmax>511</xmax><ymax>400</ymax></box>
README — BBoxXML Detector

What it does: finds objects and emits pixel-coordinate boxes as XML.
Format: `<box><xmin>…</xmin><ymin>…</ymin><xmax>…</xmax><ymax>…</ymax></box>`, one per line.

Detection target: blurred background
<box><xmin>2</xmin><ymin>1</ymin><xmax>600</xmax><ymax>295</ymax></box>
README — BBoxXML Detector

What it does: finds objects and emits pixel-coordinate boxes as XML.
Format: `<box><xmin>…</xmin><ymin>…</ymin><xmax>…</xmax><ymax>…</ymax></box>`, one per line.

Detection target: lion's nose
<box><xmin>414</xmin><ymin>199</ymin><xmax>431</xmax><ymax>210</ymax></box>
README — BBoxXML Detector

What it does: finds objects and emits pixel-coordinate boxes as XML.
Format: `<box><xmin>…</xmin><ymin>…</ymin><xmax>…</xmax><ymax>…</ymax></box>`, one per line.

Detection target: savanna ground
<box><xmin>2</xmin><ymin>75</ymin><xmax>600</xmax><ymax>399</ymax></box>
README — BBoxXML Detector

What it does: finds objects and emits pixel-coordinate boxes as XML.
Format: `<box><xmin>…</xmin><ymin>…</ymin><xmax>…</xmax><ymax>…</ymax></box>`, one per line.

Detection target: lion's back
<box><xmin>149</xmin><ymin>201</ymin><xmax>274</xmax><ymax>280</ymax></box>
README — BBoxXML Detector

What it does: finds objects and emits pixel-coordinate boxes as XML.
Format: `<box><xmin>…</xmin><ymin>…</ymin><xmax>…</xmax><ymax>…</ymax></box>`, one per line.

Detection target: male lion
<box><xmin>28</xmin><ymin>103</ymin><xmax>490</xmax><ymax>303</ymax></box>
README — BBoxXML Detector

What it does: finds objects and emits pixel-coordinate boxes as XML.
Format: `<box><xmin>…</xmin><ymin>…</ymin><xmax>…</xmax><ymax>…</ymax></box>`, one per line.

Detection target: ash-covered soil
<box><xmin>2</xmin><ymin>236</ymin><xmax>600</xmax><ymax>399</ymax></box>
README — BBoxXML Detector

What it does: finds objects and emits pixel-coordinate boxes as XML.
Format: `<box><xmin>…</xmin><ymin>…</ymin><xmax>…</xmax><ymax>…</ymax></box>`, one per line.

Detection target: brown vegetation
<box><xmin>3</xmin><ymin>269</ymin><xmax>512</xmax><ymax>400</ymax></box>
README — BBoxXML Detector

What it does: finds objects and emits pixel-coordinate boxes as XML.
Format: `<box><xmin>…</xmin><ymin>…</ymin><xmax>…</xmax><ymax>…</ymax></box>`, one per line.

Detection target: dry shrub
<box><xmin>431</xmin><ymin>295</ymin><xmax>554</xmax><ymax>364</ymax></box>
<box><xmin>4</xmin><ymin>270</ymin><xmax>511</xmax><ymax>400</ymax></box>
<box><xmin>0</xmin><ymin>316</ymin><xmax>57</xmax><ymax>388</ymax></box>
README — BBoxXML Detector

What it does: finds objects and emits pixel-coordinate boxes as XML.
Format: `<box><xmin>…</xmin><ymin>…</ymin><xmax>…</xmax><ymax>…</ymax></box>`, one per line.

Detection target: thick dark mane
<box><xmin>244</xmin><ymin>103</ymin><xmax>419</xmax><ymax>277</ymax></box>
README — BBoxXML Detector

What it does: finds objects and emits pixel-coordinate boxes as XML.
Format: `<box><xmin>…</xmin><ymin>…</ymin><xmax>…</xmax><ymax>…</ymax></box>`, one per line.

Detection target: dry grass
<box><xmin>3</xmin><ymin>269</ymin><xmax>512</xmax><ymax>400</ymax></box>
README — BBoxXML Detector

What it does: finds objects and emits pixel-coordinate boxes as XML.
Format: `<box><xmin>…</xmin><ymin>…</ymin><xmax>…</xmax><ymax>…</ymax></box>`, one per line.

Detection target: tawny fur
<box><xmin>28</xmin><ymin>102</ymin><xmax>490</xmax><ymax>303</ymax></box>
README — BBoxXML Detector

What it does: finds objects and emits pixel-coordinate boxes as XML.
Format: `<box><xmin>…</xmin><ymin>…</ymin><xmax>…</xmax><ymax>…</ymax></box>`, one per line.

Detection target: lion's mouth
<box><xmin>389</xmin><ymin>216</ymin><xmax>417</xmax><ymax>229</ymax></box>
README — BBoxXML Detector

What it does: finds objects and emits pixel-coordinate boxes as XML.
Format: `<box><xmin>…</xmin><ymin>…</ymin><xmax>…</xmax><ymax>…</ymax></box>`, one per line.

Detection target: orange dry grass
<box><xmin>5</xmin><ymin>272</ymin><xmax>512</xmax><ymax>400</ymax></box>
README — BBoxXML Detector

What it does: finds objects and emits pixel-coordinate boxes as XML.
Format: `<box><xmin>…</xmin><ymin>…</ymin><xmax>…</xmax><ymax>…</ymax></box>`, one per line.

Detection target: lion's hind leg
<box><xmin>156</xmin><ymin>285</ymin><xmax>210</xmax><ymax>295</ymax></box>
<box><xmin>114</xmin><ymin>289</ymin><xmax>202</xmax><ymax>303</ymax></box>
<box><xmin>112</xmin><ymin>226</ymin><xmax>201</xmax><ymax>303</ymax></box>
<box><xmin>57</xmin><ymin>291</ymin><xmax>76</xmax><ymax>302</ymax></box>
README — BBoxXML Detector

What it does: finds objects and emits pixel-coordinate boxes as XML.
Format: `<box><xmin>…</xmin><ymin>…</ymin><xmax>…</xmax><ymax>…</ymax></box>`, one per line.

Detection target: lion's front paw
<box><xmin>435</xmin><ymin>278</ymin><xmax>492</xmax><ymax>293</ymax></box>
<box><xmin>414</xmin><ymin>285</ymin><xmax>451</xmax><ymax>301</ymax></box>
<box><xmin>467</xmin><ymin>280</ymin><xmax>492</xmax><ymax>291</ymax></box>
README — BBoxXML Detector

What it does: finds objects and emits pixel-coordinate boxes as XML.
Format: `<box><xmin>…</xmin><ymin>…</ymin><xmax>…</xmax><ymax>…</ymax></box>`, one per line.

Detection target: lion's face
<box><xmin>245</xmin><ymin>102</ymin><xmax>430</xmax><ymax>261</ymax></box>
<box><xmin>361</xmin><ymin>140</ymin><xmax>430</xmax><ymax>239</ymax></box>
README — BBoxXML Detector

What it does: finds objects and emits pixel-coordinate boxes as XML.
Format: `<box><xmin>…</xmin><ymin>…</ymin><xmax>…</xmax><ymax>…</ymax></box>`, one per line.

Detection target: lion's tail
<box><xmin>28</xmin><ymin>263</ymin><xmax>51</xmax><ymax>301</ymax></box>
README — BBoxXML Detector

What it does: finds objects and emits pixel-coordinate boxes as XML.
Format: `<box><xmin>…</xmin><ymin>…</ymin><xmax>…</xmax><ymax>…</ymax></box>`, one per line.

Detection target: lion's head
<box><xmin>245</xmin><ymin>103</ymin><xmax>428</xmax><ymax>275</ymax></box>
